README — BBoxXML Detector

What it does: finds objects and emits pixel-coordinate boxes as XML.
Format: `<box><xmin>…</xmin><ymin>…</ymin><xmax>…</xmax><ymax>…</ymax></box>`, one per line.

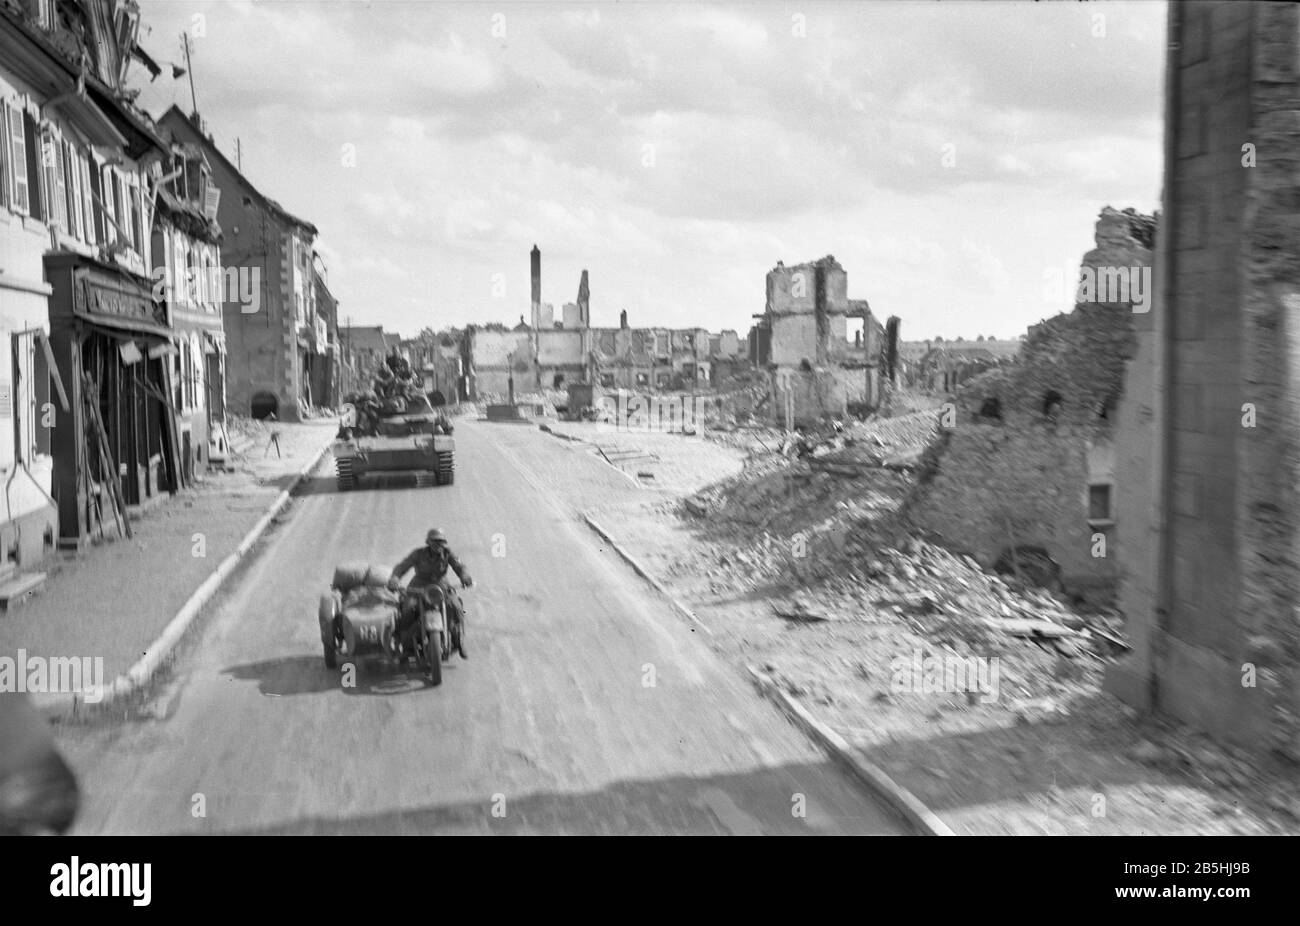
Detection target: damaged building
<box><xmin>910</xmin><ymin>206</ymin><xmax>1155</xmax><ymax>606</ymax></box>
<box><xmin>756</xmin><ymin>255</ymin><xmax>894</xmax><ymax>427</ymax></box>
<box><xmin>464</xmin><ymin>245</ymin><xmax>747</xmax><ymax>400</ymax></box>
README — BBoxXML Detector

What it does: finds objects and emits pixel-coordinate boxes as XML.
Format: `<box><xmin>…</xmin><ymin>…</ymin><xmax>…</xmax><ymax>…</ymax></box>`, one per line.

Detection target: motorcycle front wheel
<box><xmin>423</xmin><ymin>626</ymin><xmax>443</xmax><ymax>687</ymax></box>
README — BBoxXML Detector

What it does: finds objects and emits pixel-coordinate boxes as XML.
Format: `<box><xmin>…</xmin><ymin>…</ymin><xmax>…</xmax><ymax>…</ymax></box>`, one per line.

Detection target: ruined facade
<box><xmin>912</xmin><ymin>207</ymin><xmax>1155</xmax><ymax>604</ymax></box>
<box><xmin>758</xmin><ymin>255</ymin><xmax>887</xmax><ymax>426</ymax></box>
<box><xmin>465</xmin><ymin>245</ymin><xmax>749</xmax><ymax>399</ymax></box>
<box><xmin>1105</xmin><ymin>1</ymin><xmax>1300</xmax><ymax>753</ymax></box>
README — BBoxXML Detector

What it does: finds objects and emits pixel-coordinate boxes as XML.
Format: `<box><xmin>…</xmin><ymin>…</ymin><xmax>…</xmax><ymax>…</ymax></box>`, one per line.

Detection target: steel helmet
<box><xmin>426</xmin><ymin>528</ymin><xmax>448</xmax><ymax>545</ymax></box>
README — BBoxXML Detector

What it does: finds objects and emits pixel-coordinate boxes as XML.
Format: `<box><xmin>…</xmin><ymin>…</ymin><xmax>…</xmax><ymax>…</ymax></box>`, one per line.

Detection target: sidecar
<box><xmin>317</xmin><ymin>562</ymin><xmax>445</xmax><ymax>685</ymax></box>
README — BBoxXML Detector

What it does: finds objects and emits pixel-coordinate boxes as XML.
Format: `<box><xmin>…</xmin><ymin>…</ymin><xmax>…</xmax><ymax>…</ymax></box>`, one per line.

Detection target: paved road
<box><xmin>55</xmin><ymin>419</ymin><xmax>907</xmax><ymax>835</ymax></box>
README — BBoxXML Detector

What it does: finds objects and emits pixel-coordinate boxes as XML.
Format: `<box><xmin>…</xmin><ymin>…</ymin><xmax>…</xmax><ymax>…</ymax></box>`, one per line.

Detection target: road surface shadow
<box><xmin>222</xmin><ymin>655</ymin><xmax>463</xmax><ymax>697</ymax></box>
<box><xmin>174</xmin><ymin>760</ymin><xmax>910</xmax><ymax>835</ymax></box>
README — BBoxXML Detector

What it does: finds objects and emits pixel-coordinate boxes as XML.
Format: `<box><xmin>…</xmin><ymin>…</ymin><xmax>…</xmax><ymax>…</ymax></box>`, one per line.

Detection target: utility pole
<box><xmin>182</xmin><ymin>33</ymin><xmax>198</xmax><ymax>117</ymax></box>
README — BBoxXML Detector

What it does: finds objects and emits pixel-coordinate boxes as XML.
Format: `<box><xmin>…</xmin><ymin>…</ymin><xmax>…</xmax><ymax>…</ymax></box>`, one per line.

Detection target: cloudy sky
<box><xmin>130</xmin><ymin>0</ymin><xmax>1165</xmax><ymax>340</ymax></box>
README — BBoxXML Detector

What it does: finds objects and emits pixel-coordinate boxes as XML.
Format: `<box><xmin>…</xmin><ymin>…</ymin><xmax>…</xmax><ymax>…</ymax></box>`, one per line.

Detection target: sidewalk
<box><xmin>0</xmin><ymin>420</ymin><xmax>338</xmax><ymax>688</ymax></box>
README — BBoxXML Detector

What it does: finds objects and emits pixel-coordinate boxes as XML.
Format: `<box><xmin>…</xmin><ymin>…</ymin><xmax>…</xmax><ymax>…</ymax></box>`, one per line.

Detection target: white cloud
<box><xmin>133</xmin><ymin>0</ymin><xmax>1165</xmax><ymax>337</ymax></box>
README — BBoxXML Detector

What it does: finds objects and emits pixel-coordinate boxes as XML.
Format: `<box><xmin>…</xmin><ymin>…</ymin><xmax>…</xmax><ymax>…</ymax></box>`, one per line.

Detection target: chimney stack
<box><xmin>530</xmin><ymin>244</ymin><xmax>541</xmax><ymax>328</ymax></box>
<box><xmin>577</xmin><ymin>269</ymin><xmax>590</xmax><ymax>328</ymax></box>
<box><xmin>619</xmin><ymin>309</ymin><xmax>628</xmax><ymax>329</ymax></box>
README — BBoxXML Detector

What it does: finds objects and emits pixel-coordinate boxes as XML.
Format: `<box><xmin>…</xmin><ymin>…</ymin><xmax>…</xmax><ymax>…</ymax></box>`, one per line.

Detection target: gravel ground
<box><xmin>539</xmin><ymin>420</ymin><xmax>746</xmax><ymax>496</ymax></box>
<box><xmin>0</xmin><ymin>420</ymin><xmax>338</xmax><ymax>682</ymax></box>
<box><xmin>501</xmin><ymin>420</ymin><xmax>1300</xmax><ymax>835</ymax></box>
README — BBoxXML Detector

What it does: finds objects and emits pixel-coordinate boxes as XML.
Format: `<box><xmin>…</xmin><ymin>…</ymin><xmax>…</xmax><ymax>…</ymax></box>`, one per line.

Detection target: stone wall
<box><xmin>911</xmin><ymin>206</ymin><xmax>1153</xmax><ymax>605</ymax></box>
<box><xmin>910</xmin><ymin>421</ymin><xmax>1117</xmax><ymax>600</ymax></box>
<box><xmin>1107</xmin><ymin>1</ymin><xmax>1300</xmax><ymax>755</ymax></box>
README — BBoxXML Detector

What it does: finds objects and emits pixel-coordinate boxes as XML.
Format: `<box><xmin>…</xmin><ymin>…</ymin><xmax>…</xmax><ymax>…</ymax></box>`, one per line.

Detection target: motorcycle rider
<box><xmin>389</xmin><ymin>528</ymin><xmax>473</xmax><ymax>659</ymax></box>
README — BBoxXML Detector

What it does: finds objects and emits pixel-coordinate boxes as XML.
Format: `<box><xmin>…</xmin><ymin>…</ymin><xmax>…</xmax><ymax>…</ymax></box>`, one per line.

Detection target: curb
<box><xmin>581</xmin><ymin>513</ymin><xmax>712</xmax><ymax>636</ymax></box>
<box><xmin>747</xmin><ymin>665</ymin><xmax>955</xmax><ymax>836</ymax></box>
<box><xmin>35</xmin><ymin>438</ymin><xmax>336</xmax><ymax>721</ymax></box>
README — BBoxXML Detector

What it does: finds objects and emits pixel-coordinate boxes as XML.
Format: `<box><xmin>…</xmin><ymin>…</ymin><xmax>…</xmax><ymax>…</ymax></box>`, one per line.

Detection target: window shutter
<box><xmin>10</xmin><ymin>106</ymin><xmax>32</xmax><ymax>216</ymax></box>
<box><xmin>33</xmin><ymin>337</ymin><xmax>51</xmax><ymax>457</ymax></box>
<box><xmin>63</xmin><ymin>141</ymin><xmax>81</xmax><ymax>240</ymax></box>
<box><xmin>0</xmin><ymin>104</ymin><xmax>8</xmax><ymax>210</ymax></box>
<box><xmin>50</xmin><ymin>134</ymin><xmax>69</xmax><ymax>231</ymax></box>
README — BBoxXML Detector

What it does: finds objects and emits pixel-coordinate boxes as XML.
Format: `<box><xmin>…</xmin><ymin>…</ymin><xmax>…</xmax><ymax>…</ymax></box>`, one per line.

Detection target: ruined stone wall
<box><xmin>912</xmin><ymin>206</ymin><xmax>1152</xmax><ymax>604</ymax></box>
<box><xmin>911</xmin><ymin>422</ymin><xmax>1117</xmax><ymax>599</ymax></box>
<box><xmin>770</xmin><ymin>367</ymin><xmax>849</xmax><ymax>428</ymax></box>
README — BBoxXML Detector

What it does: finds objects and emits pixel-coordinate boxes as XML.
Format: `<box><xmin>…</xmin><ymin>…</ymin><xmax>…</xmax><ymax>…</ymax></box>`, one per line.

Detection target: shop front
<box><xmin>44</xmin><ymin>253</ymin><xmax>179</xmax><ymax>547</ymax></box>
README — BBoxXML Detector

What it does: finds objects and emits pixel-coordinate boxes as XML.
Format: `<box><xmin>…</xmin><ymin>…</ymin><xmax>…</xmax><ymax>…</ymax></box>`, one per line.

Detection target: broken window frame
<box><xmin>1086</xmin><ymin>482</ymin><xmax>1115</xmax><ymax>527</ymax></box>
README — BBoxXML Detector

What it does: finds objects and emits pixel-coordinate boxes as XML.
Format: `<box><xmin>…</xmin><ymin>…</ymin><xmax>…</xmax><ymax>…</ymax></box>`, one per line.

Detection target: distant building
<box><xmin>758</xmin><ymin>255</ymin><xmax>888</xmax><ymax>426</ymax></box>
<box><xmin>465</xmin><ymin>245</ymin><xmax>753</xmax><ymax>399</ymax></box>
<box><xmin>339</xmin><ymin>325</ymin><xmax>398</xmax><ymax>393</ymax></box>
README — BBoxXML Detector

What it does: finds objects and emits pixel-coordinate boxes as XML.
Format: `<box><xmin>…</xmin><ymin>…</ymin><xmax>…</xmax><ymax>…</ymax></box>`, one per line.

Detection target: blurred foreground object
<box><xmin>0</xmin><ymin>693</ymin><xmax>79</xmax><ymax>835</ymax></box>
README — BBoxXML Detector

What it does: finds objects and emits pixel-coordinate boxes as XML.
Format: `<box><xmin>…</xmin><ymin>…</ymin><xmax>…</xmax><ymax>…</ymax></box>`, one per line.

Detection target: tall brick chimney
<box><xmin>530</xmin><ymin>245</ymin><xmax>541</xmax><ymax>329</ymax></box>
<box><xmin>577</xmin><ymin>269</ymin><xmax>590</xmax><ymax>328</ymax></box>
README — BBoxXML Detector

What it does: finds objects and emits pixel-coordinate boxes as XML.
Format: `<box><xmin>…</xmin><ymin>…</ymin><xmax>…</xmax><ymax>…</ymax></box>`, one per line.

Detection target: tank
<box><xmin>334</xmin><ymin>393</ymin><xmax>455</xmax><ymax>489</ymax></box>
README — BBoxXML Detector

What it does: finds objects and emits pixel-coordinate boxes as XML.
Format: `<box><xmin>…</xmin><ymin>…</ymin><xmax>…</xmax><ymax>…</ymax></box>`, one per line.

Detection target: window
<box><xmin>976</xmin><ymin>396</ymin><xmax>1002</xmax><ymax>421</ymax></box>
<box><xmin>86</xmin><ymin>156</ymin><xmax>103</xmax><ymax>241</ymax></box>
<box><xmin>22</xmin><ymin>111</ymin><xmax>42</xmax><ymax>220</ymax></box>
<box><xmin>1088</xmin><ymin>484</ymin><xmax>1113</xmax><ymax>523</ymax></box>
<box><xmin>6</xmin><ymin>102</ymin><xmax>30</xmax><ymax>214</ymax></box>
<box><xmin>112</xmin><ymin>171</ymin><xmax>125</xmax><ymax>243</ymax></box>
<box><xmin>130</xmin><ymin>180</ymin><xmax>143</xmax><ymax>253</ymax></box>
<box><xmin>185</xmin><ymin>243</ymin><xmax>198</xmax><ymax>305</ymax></box>
<box><xmin>1042</xmin><ymin>390</ymin><xmax>1063</xmax><ymax>419</ymax></box>
<box><xmin>42</xmin><ymin>127</ymin><xmax>68</xmax><ymax>230</ymax></box>
<box><xmin>63</xmin><ymin>140</ymin><xmax>82</xmax><ymax>240</ymax></box>
<box><xmin>105</xmin><ymin>166</ymin><xmax>121</xmax><ymax>244</ymax></box>
<box><xmin>172</xmin><ymin>233</ymin><xmax>185</xmax><ymax>304</ymax></box>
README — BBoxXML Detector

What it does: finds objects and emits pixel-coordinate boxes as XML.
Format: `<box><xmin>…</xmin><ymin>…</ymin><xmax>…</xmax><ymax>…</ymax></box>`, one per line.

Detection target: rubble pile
<box><xmin>677</xmin><ymin>408</ymin><xmax>1125</xmax><ymax>673</ymax></box>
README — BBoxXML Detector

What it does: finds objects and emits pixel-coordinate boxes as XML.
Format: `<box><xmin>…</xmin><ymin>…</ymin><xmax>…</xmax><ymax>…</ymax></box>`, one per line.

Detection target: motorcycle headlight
<box><xmin>424</xmin><ymin>609</ymin><xmax>444</xmax><ymax>632</ymax></box>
